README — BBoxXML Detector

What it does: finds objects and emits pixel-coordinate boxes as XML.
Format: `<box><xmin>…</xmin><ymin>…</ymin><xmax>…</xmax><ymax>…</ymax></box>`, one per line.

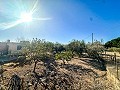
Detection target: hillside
<box><xmin>0</xmin><ymin>57</ymin><xmax>115</xmax><ymax>90</ymax></box>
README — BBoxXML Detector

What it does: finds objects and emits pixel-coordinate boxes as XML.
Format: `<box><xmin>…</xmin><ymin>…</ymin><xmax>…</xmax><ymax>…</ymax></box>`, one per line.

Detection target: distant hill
<box><xmin>105</xmin><ymin>37</ymin><xmax>120</xmax><ymax>48</ymax></box>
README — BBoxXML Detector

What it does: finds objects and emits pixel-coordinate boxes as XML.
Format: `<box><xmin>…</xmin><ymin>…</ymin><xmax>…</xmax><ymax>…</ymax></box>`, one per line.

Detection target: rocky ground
<box><xmin>0</xmin><ymin>57</ymin><xmax>116</xmax><ymax>90</ymax></box>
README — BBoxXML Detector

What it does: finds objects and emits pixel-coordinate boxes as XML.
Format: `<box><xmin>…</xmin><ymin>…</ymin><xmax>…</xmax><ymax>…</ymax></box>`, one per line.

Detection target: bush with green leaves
<box><xmin>53</xmin><ymin>43</ymin><xmax>66</xmax><ymax>54</ymax></box>
<box><xmin>66</xmin><ymin>40</ymin><xmax>85</xmax><ymax>57</ymax></box>
<box><xmin>17</xmin><ymin>56</ymin><xmax>26</xmax><ymax>66</ymax></box>
<box><xmin>105</xmin><ymin>37</ymin><xmax>120</xmax><ymax>48</ymax></box>
<box><xmin>86</xmin><ymin>41</ymin><xmax>105</xmax><ymax>58</ymax></box>
<box><xmin>86</xmin><ymin>41</ymin><xmax>106</xmax><ymax>70</ymax></box>
<box><xmin>21</xmin><ymin>38</ymin><xmax>54</xmax><ymax>72</ymax></box>
<box><xmin>55</xmin><ymin>51</ymin><xmax>73</xmax><ymax>64</ymax></box>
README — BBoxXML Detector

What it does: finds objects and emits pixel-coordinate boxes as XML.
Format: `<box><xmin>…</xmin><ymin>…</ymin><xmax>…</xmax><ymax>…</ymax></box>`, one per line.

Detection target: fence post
<box><xmin>114</xmin><ymin>53</ymin><xmax>116</xmax><ymax>65</ymax></box>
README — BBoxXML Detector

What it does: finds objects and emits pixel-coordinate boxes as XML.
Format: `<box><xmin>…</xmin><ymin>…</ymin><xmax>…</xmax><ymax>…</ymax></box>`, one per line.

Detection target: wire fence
<box><xmin>100</xmin><ymin>51</ymin><xmax>120</xmax><ymax>80</ymax></box>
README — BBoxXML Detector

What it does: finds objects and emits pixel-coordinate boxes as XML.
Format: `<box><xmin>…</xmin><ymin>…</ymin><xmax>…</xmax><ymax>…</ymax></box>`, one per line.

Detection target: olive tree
<box><xmin>86</xmin><ymin>41</ymin><xmax>105</xmax><ymax>58</ymax></box>
<box><xmin>86</xmin><ymin>41</ymin><xmax>106</xmax><ymax>70</ymax></box>
<box><xmin>53</xmin><ymin>43</ymin><xmax>66</xmax><ymax>54</ymax></box>
<box><xmin>55</xmin><ymin>51</ymin><xmax>73</xmax><ymax>65</ymax></box>
<box><xmin>21</xmin><ymin>38</ymin><xmax>54</xmax><ymax>72</ymax></box>
<box><xmin>66</xmin><ymin>40</ymin><xmax>85</xmax><ymax>57</ymax></box>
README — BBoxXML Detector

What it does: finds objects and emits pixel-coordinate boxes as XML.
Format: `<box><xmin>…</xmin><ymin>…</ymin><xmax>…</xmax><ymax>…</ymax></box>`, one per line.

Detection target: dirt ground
<box><xmin>0</xmin><ymin>57</ymin><xmax>116</xmax><ymax>90</ymax></box>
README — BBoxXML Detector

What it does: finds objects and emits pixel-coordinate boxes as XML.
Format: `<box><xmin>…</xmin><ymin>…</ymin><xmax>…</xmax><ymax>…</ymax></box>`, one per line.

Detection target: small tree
<box><xmin>55</xmin><ymin>51</ymin><xmax>73</xmax><ymax>65</ymax></box>
<box><xmin>86</xmin><ymin>41</ymin><xmax>105</xmax><ymax>57</ymax></box>
<box><xmin>66</xmin><ymin>40</ymin><xmax>85</xmax><ymax>57</ymax></box>
<box><xmin>86</xmin><ymin>41</ymin><xmax>106</xmax><ymax>70</ymax></box>
<box><xmin>21</xmin><ymin>38</ymin><xmax>54</xmax><ymax>72</ymax></box>
<box><xmin>53</xmin><ymin>43</ymin><xmax>66</xmax><ymax>53</ymax></box>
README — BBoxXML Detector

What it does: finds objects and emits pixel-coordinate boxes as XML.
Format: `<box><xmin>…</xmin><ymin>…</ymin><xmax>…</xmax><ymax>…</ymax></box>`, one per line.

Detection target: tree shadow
<box><xmin>62</xmin><ymin>64</ymin><xmax>99</xmax><ymax>78</ymax></box>
<box><xmin>79</xmin><ymin>58</ymin><xmax>106</xmax><ymax>71</ymax></box>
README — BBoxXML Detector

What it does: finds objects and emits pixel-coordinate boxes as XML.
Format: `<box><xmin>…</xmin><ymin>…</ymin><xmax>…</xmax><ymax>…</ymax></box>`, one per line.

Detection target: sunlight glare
<box><xmin>20</xmin><ymin>12</ymin><xmax>32</xmax><ymax>22</ymax></box>
<box><xmin>0</xmin><ymin>0</ymin><xmax>51</xmax><ymax>30</ymax></box>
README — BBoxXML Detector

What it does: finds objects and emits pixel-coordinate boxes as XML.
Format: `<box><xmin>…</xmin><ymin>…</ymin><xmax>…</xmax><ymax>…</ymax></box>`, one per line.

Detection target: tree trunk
<box><xmin>62</xmin><ymin>59</ymin><xmax>65</xmax><ymax>65</ymax></box>
<box><xmin>8</xmin><ymin>74</ymin><xmax>21</xmax><ymax>90</ymax></box>
<box><xmin>33</xmin><ymin>60</ymin><xmax>37</xmax><ymax>72</ymax></box>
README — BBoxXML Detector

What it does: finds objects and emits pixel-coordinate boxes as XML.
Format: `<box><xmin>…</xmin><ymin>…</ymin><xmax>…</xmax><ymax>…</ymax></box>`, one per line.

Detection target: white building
<box><xmin>0</xmin><ymin>40</ymin><xmax>22</xmax><ymax>55</ymax></box>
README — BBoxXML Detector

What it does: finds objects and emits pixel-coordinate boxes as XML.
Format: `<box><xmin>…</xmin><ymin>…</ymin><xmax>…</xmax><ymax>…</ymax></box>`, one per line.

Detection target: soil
<box><xmin>0</xmin><ymin>57</ymin><xmax>116</xmax><ymax>90</ymax></box>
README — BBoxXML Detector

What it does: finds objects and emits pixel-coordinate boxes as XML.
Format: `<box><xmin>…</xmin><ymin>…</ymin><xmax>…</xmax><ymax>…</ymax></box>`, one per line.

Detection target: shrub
<box><xmin>55</xmin><ymin>51</ymin><xmax>73</xmax><ymax>64</ymax></box>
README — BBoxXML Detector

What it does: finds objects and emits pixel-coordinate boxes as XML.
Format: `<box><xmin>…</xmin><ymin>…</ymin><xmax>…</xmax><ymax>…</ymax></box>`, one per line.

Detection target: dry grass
<box><xmin>106</xmin><ymin>51</ymin><xmax>120</xmax><ymax>57</ymax></box>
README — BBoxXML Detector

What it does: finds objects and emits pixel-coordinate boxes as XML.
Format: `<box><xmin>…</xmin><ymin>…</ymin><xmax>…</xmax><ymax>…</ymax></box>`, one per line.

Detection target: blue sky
<box><xmin>0</xmin><ymin>0</ymin><xmax>120</xmax><ymax>43</ymax></box>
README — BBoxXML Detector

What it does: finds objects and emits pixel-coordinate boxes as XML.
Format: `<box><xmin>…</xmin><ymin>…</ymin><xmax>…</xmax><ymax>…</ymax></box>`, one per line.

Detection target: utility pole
<box><xmin>92</xmin><ymin>33</ymin><xmax>93</xmax><ymax>44</ymax></box>
<box><xmin>101</xmin><ymin>39</ymin><xmax>104</xmax><ymax>44</ymax></box>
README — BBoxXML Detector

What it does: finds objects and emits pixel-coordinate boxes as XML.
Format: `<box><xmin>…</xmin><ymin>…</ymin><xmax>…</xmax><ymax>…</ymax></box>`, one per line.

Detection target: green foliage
<box><xmin>105</xmin><ymin>37</ymin><xmax>120</xmax><ymax>48</ymax></box>
<box><xmin>53</xmin><ymin>43</ymin><xmax>66</xmax><ymax>53</ymax></box>
<box><xmin>21</xmin><ymin>38</ymin><xmax>55</xmax><ymax>71</ymax></box>
<box><xmin>66</xmin><ymin>40</ymin><xmax>85</xmax><ymax>57</ymax></box>
<box><xmin>87</xmin><ymin>41</ymin><xmax>104</xmax><ymax>52</ymax></box>
<box><xmin>55</xmin><ymin>51</ymin><xmax>73</xmax><ymax>64</ymax></box>
<box><xmin>17</xmin><ymin>56</ymin><xmax>26</xmax><ymax>61</ymax></box>
<box><xmin>17</xmin><ymin>56</ymin><xmax>26</xmax><ymax>66</ymax></box>
<box><xmin>86</xmin><ymin>41</ymin><xmax>106</xmax><ymax>71</ymax></box>
<box><xmin>19</xmin><ymin>38</ymin><xmax>106</xmax><ymax>68</ymax></box>
<box><xmin>45</xmin><ymin>41</ymin><xmax>54</xmax><ymax>52</ymax></box>
<box><xmin>86</xmin><ymin>41</ymin><xmax>105</xmax><ymax>58</ymax></box>
<box><xmin>9</xmin><ymin>51</ymin><xmax>23</xmax><ymax>56</ymax></box>
<box><xmin>23</xmin><ymin>38</ymin><xmax>52</xmax><ymax>61</ymax></box>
